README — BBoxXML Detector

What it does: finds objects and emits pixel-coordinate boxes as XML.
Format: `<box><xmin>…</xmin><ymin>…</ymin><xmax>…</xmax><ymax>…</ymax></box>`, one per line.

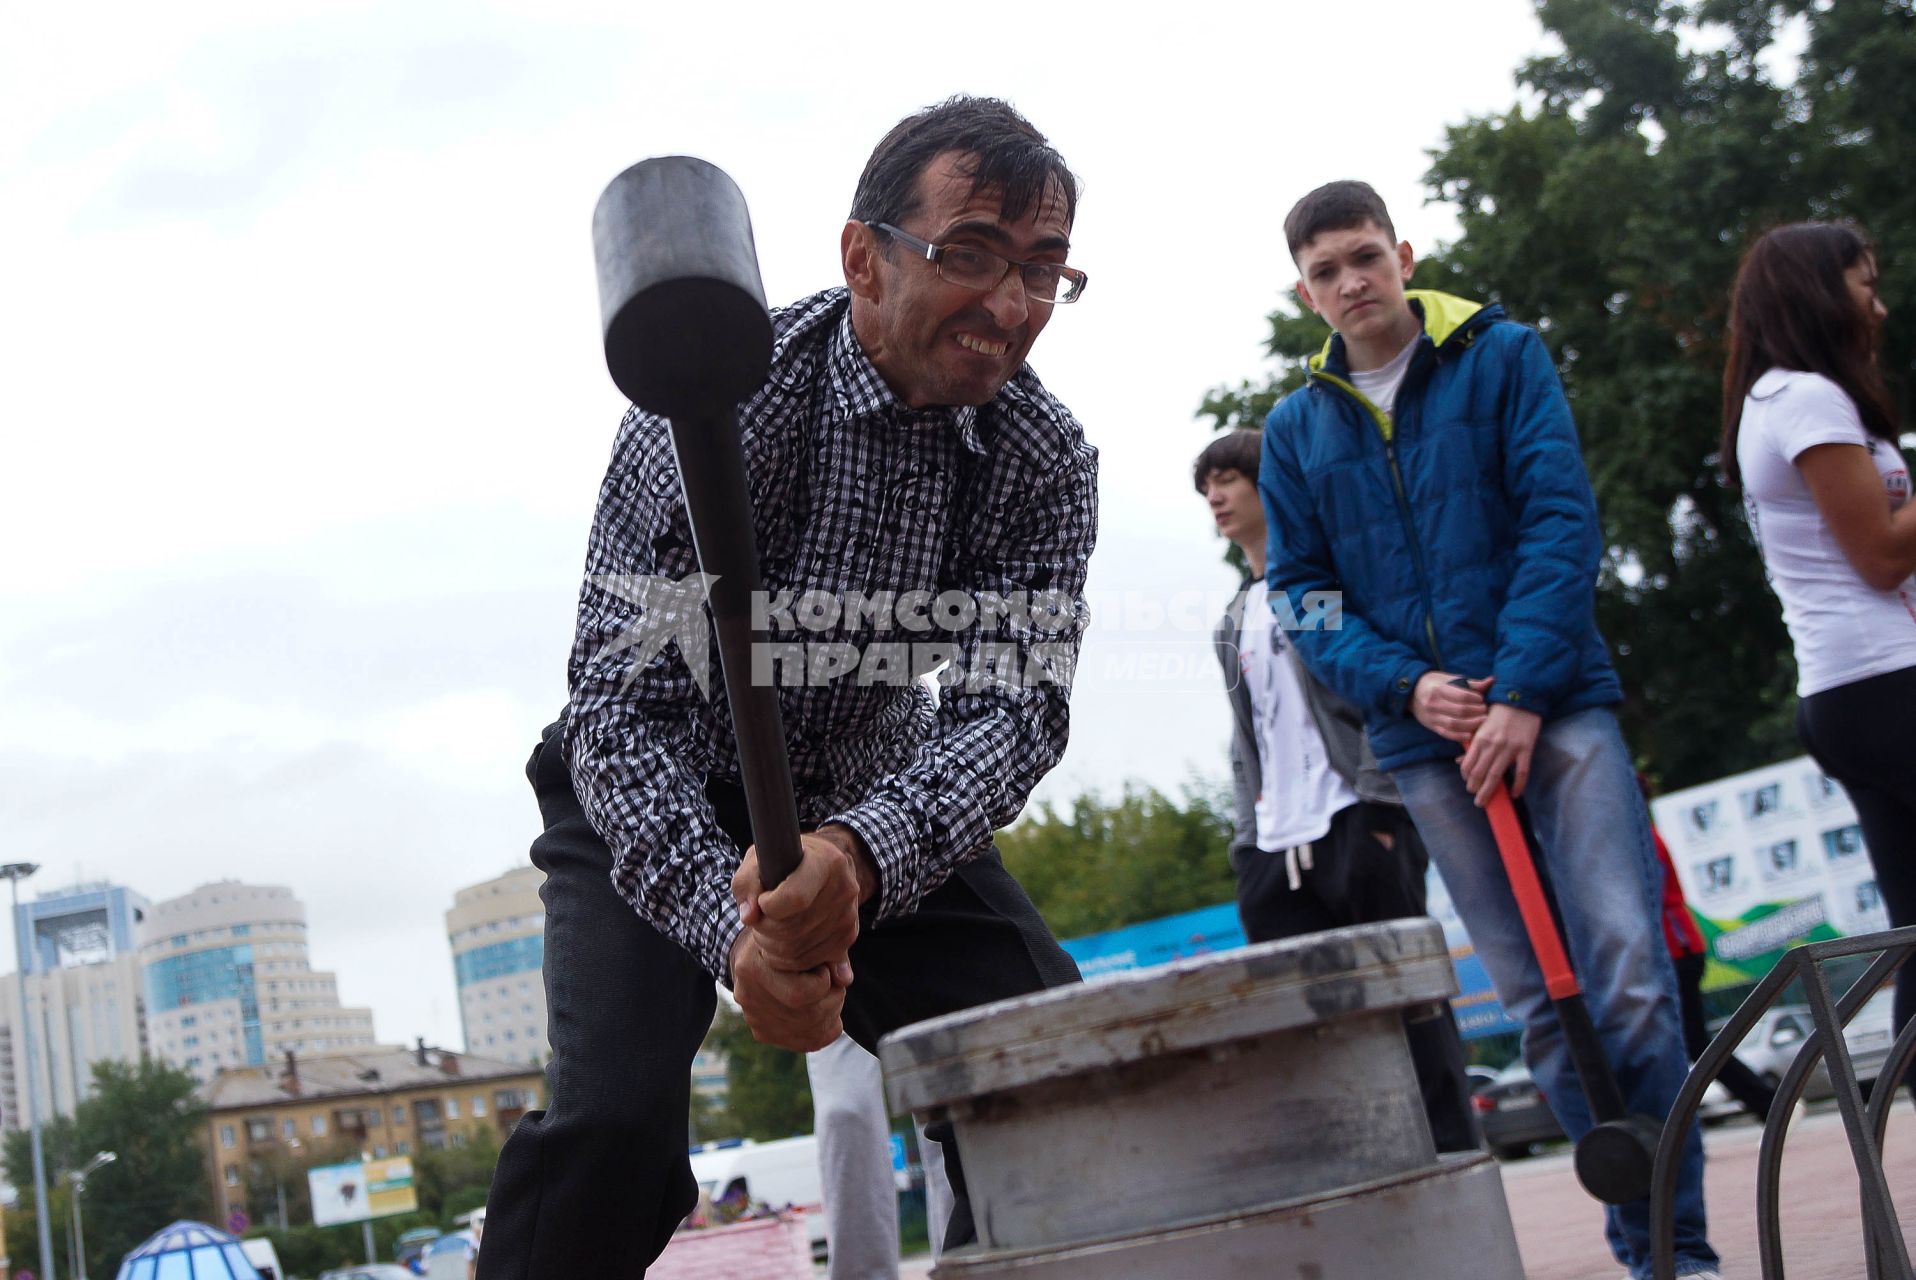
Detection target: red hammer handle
<box><xmin>1482</xmin><ymin>783</ymin><xmax>1582</xmax><ymax>1002</ymax></box>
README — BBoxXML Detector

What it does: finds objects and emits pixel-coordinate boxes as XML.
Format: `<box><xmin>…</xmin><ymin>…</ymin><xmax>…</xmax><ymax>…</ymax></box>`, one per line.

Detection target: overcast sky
<box><xmin>3</xmin><ymin>0</ymin><xmax>1554</xmax><ymax>1052</ymax></box>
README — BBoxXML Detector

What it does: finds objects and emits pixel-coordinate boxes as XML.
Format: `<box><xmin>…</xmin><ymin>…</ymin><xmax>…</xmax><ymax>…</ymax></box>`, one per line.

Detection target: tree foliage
<box><xmin>4</xmin><ymin>1059</ymin><xmax>211</xmax><ymax>1280</ymax></box>
<box><xmin>998</xmin><ymin>782</ymin><xmax>1237</xmax><ymax>940</ymax></box>
<box><xmin>1201</xmin><ymin>0</ymin><xmax>1916</xmax><ymax>789</ymax></box>
<box><xmin>704</xmin><ymin>1005</ymin><xmax>816</xmax><ymax>1142</ymax></box>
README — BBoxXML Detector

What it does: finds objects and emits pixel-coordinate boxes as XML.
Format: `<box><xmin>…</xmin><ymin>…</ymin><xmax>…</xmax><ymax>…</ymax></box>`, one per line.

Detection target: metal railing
<box><xmin>1651</xmin><ymin>924</ymin><xmax>1916</xmax><ymax>1279</ymax></box>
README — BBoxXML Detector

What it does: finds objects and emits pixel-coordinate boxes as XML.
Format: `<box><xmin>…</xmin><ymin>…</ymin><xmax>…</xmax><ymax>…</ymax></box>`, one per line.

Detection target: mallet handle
<box><xmin>1484</xmin><ymin>782</ymin><xmax>1628</xmax><ymax>1123</ymax></box>
<box><xmin>668</xmin><ymin>413</ymin><xmax>804</xmax><ymax>889</ymax></box>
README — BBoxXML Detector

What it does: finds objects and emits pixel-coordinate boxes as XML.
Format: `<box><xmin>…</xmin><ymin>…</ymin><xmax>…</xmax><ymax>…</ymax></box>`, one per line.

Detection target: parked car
<box><xmin>393</xmin><ymin>1225</ymin><xmax>443</xmax><ymax>1271</ymax></box>
<box><xmin>422</xmin><ymin>1231</ymin><xmax>480</xmax><ymax>1280</ymax></box>
<box><xmin>1726</xmin><ymin>990</ymin><xmax>1897</xmax><ymax>1101</ymax></box>
<box><xmin>1474</xmin><ymin>1061</ymin><xmax>1741</xmax><ymax>1159</ymax></box>
<box><xmin>319</xmin><ymin>1266</ymin><xmax>417</xmax><ymax>1280</ymax></box>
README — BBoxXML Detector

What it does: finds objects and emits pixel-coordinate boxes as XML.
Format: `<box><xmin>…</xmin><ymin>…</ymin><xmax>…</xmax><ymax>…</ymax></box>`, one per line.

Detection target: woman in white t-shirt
<box><xmin>1722</xmin><ymin>220</ymin><xmax>1916</xmax><ymax>1034</ymax></box>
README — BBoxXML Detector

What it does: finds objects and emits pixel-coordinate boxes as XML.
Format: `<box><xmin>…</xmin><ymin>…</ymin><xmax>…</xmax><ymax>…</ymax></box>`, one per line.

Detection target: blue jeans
<box><xmin>1393</xmin><ymin>708</ymin><xmax>1717</xmax><ymax>1279</ymax></box>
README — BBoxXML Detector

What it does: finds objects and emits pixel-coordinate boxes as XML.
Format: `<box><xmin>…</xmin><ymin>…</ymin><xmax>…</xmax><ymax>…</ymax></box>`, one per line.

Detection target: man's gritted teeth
<box><xmin>956</xmin><ymin>332</ymin><xmax>1011</xmax><ymax>357</ymax></box>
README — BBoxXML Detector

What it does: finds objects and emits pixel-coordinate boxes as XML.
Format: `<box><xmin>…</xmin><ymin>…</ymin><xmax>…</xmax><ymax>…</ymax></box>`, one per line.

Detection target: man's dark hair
<box><xmin>1192</xmin><ymin>429</ymin><xmax>1263</xmax><ymax>494</ymax></box>
<box><xmin>850</xmin><ymin>96</ymin><xmax>1079</xmax><ymax>230</ymax></box>
<box><xmin>1283</xmin><ymin>180</ymin><xmax>1396</xmax><ymax>260</ymax></box>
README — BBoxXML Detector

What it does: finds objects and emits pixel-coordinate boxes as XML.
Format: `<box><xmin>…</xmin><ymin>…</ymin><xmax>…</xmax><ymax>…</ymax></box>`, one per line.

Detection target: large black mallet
<box><xmin>591</xmin><ymin>155</ymin><xmax>804</xmax><ymax>889</ymax></box>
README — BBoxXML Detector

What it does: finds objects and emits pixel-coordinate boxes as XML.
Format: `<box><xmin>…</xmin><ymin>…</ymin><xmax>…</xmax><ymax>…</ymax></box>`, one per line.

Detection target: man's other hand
<box><xmin>1459</xmin><ymin>702</ymin><xmax>1543</xmax><ymax>806</ymax></box>
<box><xmin>1411</xmin><ymin>672</ymin><xmax>1493</xmax><ymax>743</ymax></box>
<box><xmin>730</xmin><ymin>933</ymin><xmax>846</xmax><ymax>1052</ymax></box>
<box><xmin>732</xmin><ymin>832</ymin><xmax>869</xmax><ymax>986</ymax></box>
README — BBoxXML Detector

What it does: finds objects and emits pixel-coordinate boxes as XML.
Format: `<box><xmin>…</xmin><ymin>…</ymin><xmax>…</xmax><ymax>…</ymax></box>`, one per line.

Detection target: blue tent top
<box><xmin>116</xmin><ymin>1221</ymin><xmax>262</xmax><ymax>1280</ymax></box>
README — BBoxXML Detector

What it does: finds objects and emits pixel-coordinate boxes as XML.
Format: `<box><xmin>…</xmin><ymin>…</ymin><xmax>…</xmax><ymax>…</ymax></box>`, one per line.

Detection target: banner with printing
<box><xmin>1651</xmin><ymin>755</ymin><xmax>1886</xmax><ymax>988</ymax></box>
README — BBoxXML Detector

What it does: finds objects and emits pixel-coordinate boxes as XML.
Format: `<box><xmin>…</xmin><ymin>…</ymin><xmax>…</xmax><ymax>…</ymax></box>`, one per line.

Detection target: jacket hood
<box><xmin>1308</xmin><ymin>290</ymin><xmax>1500</xmax><ymax>377</ymax></box>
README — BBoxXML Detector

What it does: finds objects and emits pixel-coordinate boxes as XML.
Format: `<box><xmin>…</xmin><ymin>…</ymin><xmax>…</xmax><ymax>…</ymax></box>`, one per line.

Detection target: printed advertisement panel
<box><xmin>1652</xmin><ymin>756</ymin><xmax>1886</xmax><ymax>987</ymax></box>
<box><xmin>309</xmin><ymin>1156</ymin><xmax>418</xmax><ymax>1227</ymax></box>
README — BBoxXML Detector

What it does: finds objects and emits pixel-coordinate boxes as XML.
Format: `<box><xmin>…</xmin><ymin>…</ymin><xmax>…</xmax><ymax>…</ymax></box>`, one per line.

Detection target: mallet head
<box><xmin>1573</xmin><ymin>1115</ymin><xmax>1662</xmax><ymax>1205</ymax></box>
<box><xmin>592</xmin><ymin>155</ymin><xmax>774</xmax><ymax>419</ymax></box>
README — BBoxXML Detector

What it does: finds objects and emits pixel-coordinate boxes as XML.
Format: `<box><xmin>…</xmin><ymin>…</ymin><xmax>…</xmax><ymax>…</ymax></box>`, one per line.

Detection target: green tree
<box><xmin>998</xmin><ymin>782</ymin><xmax>1237</xmax><ymax>940</ymax></box>
<box><xmin>5</xmin><ymin>1059</ymin><xmax>211</xmax><ymax>1280</ymax></box>
<box><xmin>705</xmin><ymin>1005</ymin><xmax>815</xmax><ymax>1141</ymax></box>
<box><xmin>412</xmin><ymin>1130</ymin><xmax>501</xmax><ymax>1221</ymax></box>
<box><xmin>1202</xmin><ymin>0</ymin><xmax>1916</xmax><ymax>789</ymax></box>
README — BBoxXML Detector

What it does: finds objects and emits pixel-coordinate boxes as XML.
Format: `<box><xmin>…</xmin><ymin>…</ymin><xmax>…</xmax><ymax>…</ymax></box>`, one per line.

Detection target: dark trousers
<box><xmin>1673</xmin><ymin>950</ymin><xmax>1776</xmax><ymax>1119</ymax></box>
<box><xmin>1234</xmin><ymin>800</ymin><xmax>1482</xmax><ymax>1154</ymax></box>
<box><xmin>1798</xmin><ymin>665</ymin><xmax>1916</xmax><ymax>1035</ymax></box>
<box><xmin>476</xmin><ymin>726</ymin><xmax>1080</xmax><ymax>1279</ymax></box>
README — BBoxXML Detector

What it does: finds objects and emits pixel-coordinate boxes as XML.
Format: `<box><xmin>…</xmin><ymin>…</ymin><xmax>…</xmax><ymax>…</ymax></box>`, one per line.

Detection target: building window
<box><xmin>445</xmin><ymin>1097</ymin><xmax>460</xmax><ymax>1119</ymax></box>
<box><xmin>282</xmin><ymin>1118</ymin><xmax>297</xmax><ymax>1140</ymax></box>
<box><xmin>220</xmin><ymin>1125</ymin><xmax>236</xmax><ymax>1149</ymax></box>
<box><xmin>373</xmin><ymin>1145</ymin><xmax>386</xmax><ymax>1159</ymax></box>
<box><xmin>312</xmin><ymin>1115</ymin><xmax>328</xmax><ymax>1137</ymax></box>
<box><xmin>396</xmin><ymin>1140</ymin><xmax>410</xmax><ymax>1155</ymax></box>
<box><xmin>247</xmin><ymin>1118</ymin><xmax>273</xmax><ymax>1142</ymax></box>
<box><xmin>224</xmin><ymin>1164</ymin><xmax>240</xmax><ymax>1187</ymax></box>
<box><xmin>471</xmin><ymin>1095</ymin><xmax>486</xmax><ymax>1117</ymax></box>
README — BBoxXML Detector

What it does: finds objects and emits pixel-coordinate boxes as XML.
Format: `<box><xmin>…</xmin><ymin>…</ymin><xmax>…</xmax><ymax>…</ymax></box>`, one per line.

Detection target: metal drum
<box><xmin>880</xmin><ymin>919</ymin><xmax>1525</xmax><ymax>1278</ymax></box>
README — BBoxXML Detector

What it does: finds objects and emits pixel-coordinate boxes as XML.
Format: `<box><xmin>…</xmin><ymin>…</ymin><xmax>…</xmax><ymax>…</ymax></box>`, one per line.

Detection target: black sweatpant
<box><xmin>476</xmin><ymin>724</ymin><xmax>1080</xmax><ymax>1279</ymax></box>
<box><xmin>1673</xmin><ymin>950</ymin><xmax>1776</xmax><ymax>1119</ymax></box>
<box><xmin>1233</xmin><ymin>800</ymin><xmax>1481</xmax><ymax>1154</ymax></box>
<box><xmin>1798</xmin><ymin>664</ymin><xmax>1916</xmax><ymax>1035</ymax></box>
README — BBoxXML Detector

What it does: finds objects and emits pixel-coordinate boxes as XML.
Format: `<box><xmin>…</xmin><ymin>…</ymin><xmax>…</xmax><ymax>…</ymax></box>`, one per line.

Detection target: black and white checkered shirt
<box><xmin>566</xmin><ymin>287</ymin><xmax>1099</xmax><ymax>980</ymax></box>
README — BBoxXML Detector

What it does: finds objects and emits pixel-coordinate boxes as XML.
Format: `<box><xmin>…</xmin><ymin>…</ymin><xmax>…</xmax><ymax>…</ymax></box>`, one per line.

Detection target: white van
<box><xmin>688</xmin><ymin>1135</ymin><xmax>826</xmax><ymax>1251</ymax></box>
<box><xmin>239</xmin><ymin>1239</ymin><xmax>285</xmax><ymax>1280</ymax></box>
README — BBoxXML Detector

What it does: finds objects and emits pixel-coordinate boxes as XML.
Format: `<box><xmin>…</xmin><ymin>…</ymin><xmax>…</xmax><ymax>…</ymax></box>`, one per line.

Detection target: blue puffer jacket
<box><xmin>1258</xmin><ymin>290</ymin><xmax>1621</xmax><ymax>773</ymax></box>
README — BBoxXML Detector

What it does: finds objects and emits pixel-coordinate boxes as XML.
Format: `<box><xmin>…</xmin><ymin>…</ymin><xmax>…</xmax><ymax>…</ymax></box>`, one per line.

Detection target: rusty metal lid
<box><xmin>880</xmin><ymin>919</ymin><xmax>1455</xmax><ymax>1115</ymax></box>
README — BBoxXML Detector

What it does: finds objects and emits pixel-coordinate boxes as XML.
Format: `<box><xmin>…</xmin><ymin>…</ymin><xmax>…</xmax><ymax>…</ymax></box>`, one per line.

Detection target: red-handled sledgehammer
<box><xmin>1456</xmin><ymin>679</ymin><xmax>1662</xmax><ymax>1204</ymax></box>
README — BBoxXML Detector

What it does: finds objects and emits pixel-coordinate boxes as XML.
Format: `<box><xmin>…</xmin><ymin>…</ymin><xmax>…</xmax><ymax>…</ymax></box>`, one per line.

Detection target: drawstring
<box><xmin>1284</xmin><ymin>843</ymin><xmax>1314</xmax><ymax>891</ymax></box>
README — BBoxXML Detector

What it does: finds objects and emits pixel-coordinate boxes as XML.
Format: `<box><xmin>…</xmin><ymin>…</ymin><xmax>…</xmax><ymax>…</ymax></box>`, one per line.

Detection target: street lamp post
<box><xmin>68</xmin><ymin>1151</ymin><xmax>116</xmax><ymax>1280</ymax></box>
<box><xmin>277</xmin><ymin>1137</ymin><xmax>302</xmax><ymax>1229</ymax></box>
<box><xmin>2</xmin><ymin>861</ymin><xmax>56</xmax><ymax>1280</ymax></box>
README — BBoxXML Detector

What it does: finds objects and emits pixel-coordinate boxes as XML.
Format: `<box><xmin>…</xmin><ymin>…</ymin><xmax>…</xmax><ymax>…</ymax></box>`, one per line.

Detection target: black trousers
<box><xmin>1798</xmin><ymin>664</ymin><xmax>1916</xmax><ymax>1036</ymax></box>
<box><xmin>1234</xmin><ymin>800</ymin><xmax>1482</xmax><ymax>1154</ymax></box>
<box><xmin>1673</xmin><ymin>950</ymin><xmax>1776</xmax><ymax>1119</ymax></box>
<box><xmin>476</xmin><ymin>725</ymin><xmax>1080</xmax><ymax>1279</ymax></box>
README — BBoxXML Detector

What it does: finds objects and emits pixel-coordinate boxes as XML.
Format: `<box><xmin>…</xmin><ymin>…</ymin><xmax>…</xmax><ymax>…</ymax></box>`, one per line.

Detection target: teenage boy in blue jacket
<box><xmin>1258</xmin><ymin>180</ymin><xmax>1719</xmax><ymax>1280</ymax></box>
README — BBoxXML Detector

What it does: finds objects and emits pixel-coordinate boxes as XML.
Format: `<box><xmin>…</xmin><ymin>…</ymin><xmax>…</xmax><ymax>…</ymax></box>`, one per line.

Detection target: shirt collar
<box><xmin>826</xmin><ymin>310</ymin><xmax>987</xmax><ymax>456</ymax></box>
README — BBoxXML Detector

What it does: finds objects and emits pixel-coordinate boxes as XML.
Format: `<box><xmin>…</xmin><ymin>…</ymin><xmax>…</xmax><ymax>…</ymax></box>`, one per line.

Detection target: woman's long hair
<box><xmin>1721</xmin><ymin>221</ymin><xmax>1897</xmax><ymax>488</ymax></box>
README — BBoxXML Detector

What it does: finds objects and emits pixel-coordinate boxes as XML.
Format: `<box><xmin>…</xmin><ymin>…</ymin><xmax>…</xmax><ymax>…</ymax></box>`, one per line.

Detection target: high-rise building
<box><xmin>445</xmin><ymin>868</ymin><xmax>729</xmax><ymax>1107</ymax></box>
<box><xmin>0</xmin><ymin>881</ymin><xmax>149</xmax><ymax>1128</ymax></box>
<box><xmin>139</xmin><ymin>881</ymin><xmax>377</xmax><ymax>1085</ymax></box>
<box><xmin>446</xmin><ymin>867</ymin><xmax>548</xmax><ymax>1066</ymax></box>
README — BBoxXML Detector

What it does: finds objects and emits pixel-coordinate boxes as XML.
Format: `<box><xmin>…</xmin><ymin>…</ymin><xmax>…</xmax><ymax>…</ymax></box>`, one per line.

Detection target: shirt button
<box><xmin>1397</xmin><ymin>678</ymin><xmax>1410</xmax><ymax>690</ymax></box>
<box><xmin>1508</xmin><ymin>690</ymin><xmax>1523</xmax><ymax>703</ymax></box>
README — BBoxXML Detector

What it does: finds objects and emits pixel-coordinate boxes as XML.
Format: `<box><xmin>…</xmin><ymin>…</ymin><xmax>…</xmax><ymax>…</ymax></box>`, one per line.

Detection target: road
<box><xmin>891</xmin><ymin>1102</ymin><xmax>1913</xmax><ymax>1277</ymax></box>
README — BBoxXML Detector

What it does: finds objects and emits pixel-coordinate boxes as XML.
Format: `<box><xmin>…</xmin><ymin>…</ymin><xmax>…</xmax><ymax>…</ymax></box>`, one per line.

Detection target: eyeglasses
<box><xmin>867</xmin><ymin>222</ymin><xmax>1088</xmax><ymax>305</ymax></box>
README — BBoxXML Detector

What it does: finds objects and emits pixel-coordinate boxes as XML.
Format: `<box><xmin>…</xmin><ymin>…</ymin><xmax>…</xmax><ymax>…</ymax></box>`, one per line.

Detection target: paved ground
<box><xmin>1504</xmin><ymin>1103</ymin><xmax>1913</xmax><ymax>1278</ymax></box>
<box><xmin>892</xmin><ymin>1103</ymin><xmax>1913</xmax><ymax>1277</ymax></box>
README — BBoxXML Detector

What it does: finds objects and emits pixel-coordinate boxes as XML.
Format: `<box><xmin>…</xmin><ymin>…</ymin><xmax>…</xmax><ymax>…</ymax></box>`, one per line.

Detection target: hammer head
<box><xmin>1573</xmin><ymin>1115</ymin><xmax>1661</xmax><ymax>1205</ymax></box>
<box><xmin>592</xmin><ymin>156</ymin><xmax>774</xmax><ymax>419</ymax></box>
